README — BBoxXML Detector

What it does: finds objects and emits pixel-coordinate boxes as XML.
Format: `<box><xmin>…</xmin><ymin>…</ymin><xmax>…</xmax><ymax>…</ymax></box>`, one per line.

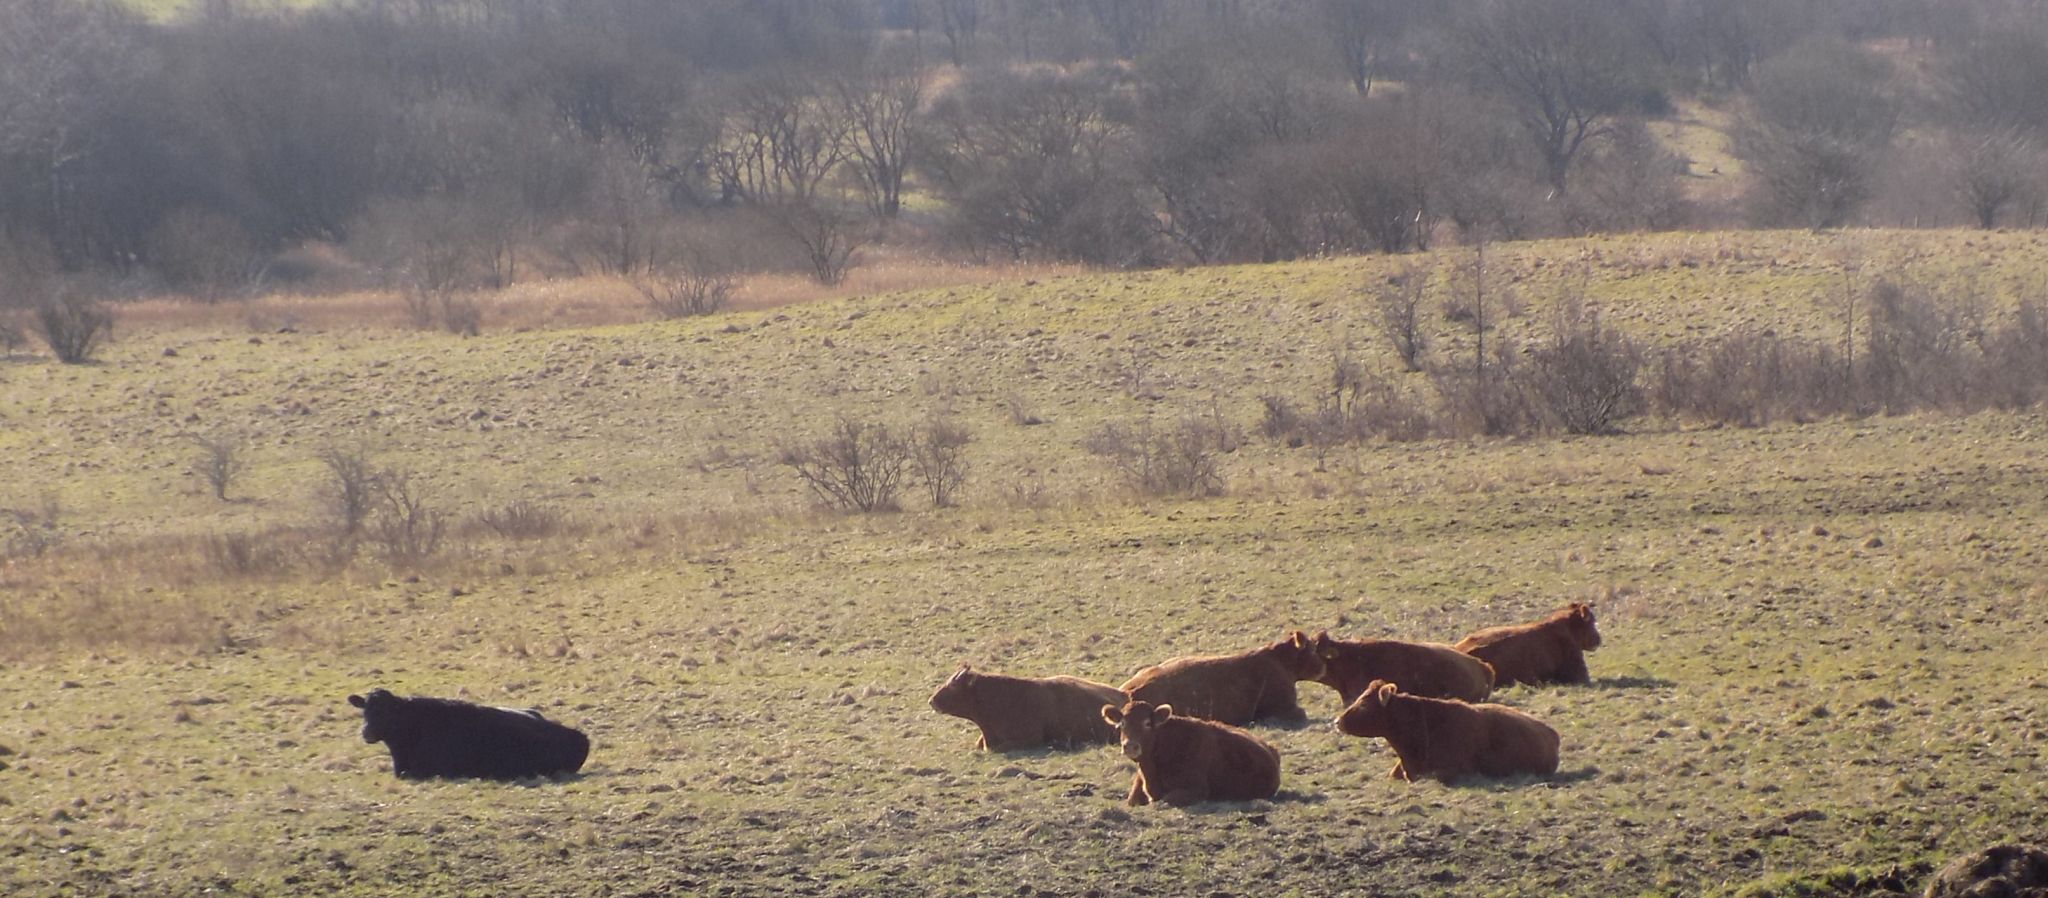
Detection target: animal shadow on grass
<box><xmin>1589</xmin><ymin>674</ymin><xmax>1676</xmax><ymax>691</ymax></box>
<box><xmin>1462</xmin><ymin>766</ymin><xmax>1601</xmax><ymax>793</ymax></box>
<box><xmin>1173</xmin><ymin>790</ymin><xmax>1328</xmax><ymax>816</ymax></box>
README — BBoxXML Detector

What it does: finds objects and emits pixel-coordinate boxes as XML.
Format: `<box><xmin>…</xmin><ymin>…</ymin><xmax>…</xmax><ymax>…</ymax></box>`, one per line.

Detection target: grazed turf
<box><xmin>3</xmin><ymin>230</ymin><xmax>2047</xmax><ymax>897</ymax></box>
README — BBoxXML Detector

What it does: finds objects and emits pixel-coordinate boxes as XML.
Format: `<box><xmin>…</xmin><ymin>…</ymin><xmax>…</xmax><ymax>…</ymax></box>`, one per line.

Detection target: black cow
<box><xmin>347</xmin><ymin>688</ymin><xmax>590</xmax><ymax>781</ymax></box>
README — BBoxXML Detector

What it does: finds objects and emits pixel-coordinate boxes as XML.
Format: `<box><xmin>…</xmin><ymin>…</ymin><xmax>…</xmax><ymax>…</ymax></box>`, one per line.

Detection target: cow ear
<box><xmin>1101</xmin><ymin>705</ymin><xmax>1124</xmax><ymax>725</ymax></box>
<box><xmin>1150</xmin><ymin>704</ymin><xmax>1175</xmax><ymax>725</ymax></box>
<box><xmin>1290</xmin><ymin>630</ymin><xmax>1309</xmax><ymax>649</ymax></box>
<box><xmin>348</xmin><ymin>694</ymin><xmax>366</xmax><ymax>708</ymax></box>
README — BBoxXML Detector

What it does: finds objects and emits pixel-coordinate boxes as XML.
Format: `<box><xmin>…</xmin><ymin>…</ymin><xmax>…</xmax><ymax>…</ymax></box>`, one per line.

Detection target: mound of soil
<box><xmin>1923</xmin><ymin>844</ymin><xmax>2048</xmax><ymax>898</ymax></box>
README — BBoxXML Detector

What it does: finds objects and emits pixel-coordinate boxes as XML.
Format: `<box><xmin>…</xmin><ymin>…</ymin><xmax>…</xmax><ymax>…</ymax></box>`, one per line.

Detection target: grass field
<box><xmin>3</xmin><ymin>229</ymin><xmax>2046</xmax><ymax>896</ymax></box>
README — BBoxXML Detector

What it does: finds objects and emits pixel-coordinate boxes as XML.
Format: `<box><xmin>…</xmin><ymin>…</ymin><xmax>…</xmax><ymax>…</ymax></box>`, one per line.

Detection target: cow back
<box><xmin>1121</xmin><ymin>653</ymin><xmax>1285</xmax><ymax>725</ymax></box>
<box><xmin>1320</xmin><ymin>639</ymin><xmax>1494</xmax><ymax>703</ymax></box>
<box><xmin>382</xmin><ymin>696</ymin><xmax>588</xmax><ymax>780</ymax></box>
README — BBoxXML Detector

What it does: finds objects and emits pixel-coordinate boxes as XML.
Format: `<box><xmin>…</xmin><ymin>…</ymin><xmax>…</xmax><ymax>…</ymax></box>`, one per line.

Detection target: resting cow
<box><xmin>1120</xmin><ymin>631</ymin><xmax>1324</xmax><ymax>726</ymax></box>
<box><xmin>1335</xmin><ymin>679</ymin><xmax>1560</xmax><ymax>783</ymax></box>
<box><xmin>1310</xmin><ymin>631</ymin><xmax>1495</xmax><ymax>704</ymax></box>
<box><xmin>1101</xmin><ymin>700</ymin><xmax>1281</xmax><ymax>807</ymax></box>
<box><xmin>928</xmin><ymin>666</ymin><xmax>1125</xmax><ymax>751</ymax></box>
<box><xmin>347</xmin><ymin>688</ymin><xmax>589</xmax><ymax>781</ymax></box>
<box><xmin>1454</xmin><ymin>602</ymin><xmax>1603</xmax><ymax>687</ymax></box>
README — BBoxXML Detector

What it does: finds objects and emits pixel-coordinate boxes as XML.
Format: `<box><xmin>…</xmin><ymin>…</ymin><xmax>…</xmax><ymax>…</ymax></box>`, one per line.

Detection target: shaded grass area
<box><xmin>3</xmin><ymin>413</ymin><xmax>2047</xmax><ymax>896</ymax></box>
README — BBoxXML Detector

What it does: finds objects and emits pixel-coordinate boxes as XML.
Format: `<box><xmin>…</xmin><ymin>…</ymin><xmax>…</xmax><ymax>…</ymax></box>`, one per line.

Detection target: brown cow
<box><xmin>928</xmin><ymin>666</ymin><xmax>1126</xmax><ymax>751</ymax></box>
<box><xmin>1454</xmin><ymin>602</ymin><xmax>1603</xmax><ymax>687</ymax></box>
<box><xmin>1101</xmin><ymin>700</ymin><xmax>1281</xmax><ymax>806</ymax></box>
<box><xmin>1120</xmin><ymin>631</ymin><xmax>1325</xmax><ymax>726</ymax></box>
<box><xmin>1310</xmin><ymin>631</ymin><xmax>1495</xmax><ymax>704</ymax></box>
<box><xmin>1336</xmin><ymin>680</ymin><xmax>1560</xmax><ymax>783</ymax></box>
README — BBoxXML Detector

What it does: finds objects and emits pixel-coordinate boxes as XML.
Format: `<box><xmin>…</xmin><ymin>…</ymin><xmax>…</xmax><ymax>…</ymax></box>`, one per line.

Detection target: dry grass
<box><xmin>114</xmin><ymin>253</ymin><xmax>1080</xmax><ymax>335</ymax></box>
<box><xmin>5</xmin><ymin>229</ymin><xmax>2048</xmax><ymax>896</ymax></box>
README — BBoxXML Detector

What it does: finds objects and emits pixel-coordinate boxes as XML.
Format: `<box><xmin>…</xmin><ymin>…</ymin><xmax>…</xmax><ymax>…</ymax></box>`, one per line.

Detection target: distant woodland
<box><xmin>5</xmin><ymin>0</ymin><xmax>2048</xmax><ymax>300</ymax></box>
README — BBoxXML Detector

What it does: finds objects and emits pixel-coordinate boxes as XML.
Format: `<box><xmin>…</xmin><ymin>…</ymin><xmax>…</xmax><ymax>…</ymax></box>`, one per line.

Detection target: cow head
<box><xmin>347</xmin><ymin>688</ymin><xmax>402</xmax><ymax>745</ymax></box>
<box><xmin>928</xmin><ymin>665</ymin><xmax>977</xmax><ymax>718</ymax></box>
<box><xmin>1311</xmin><ymin>630</ymin><xmax>1341</xmax><ymax>663</ymax></box>
<box><xmin>1271</xmin><ymin>630</ymin><xmax>1326</xmax><ymax>682</ymax></box>
<box><xmin>1567</xmin><ymin>603</ymin><xmax>1602</xmax><ymax>651</ymax></box>
<box><xmin>1336</xmin><ymin>679</ymin><xmax>1400</xmax><ymax>738</ymax></box>
<box><xmin>1101</xmin><ymin>700</ymin><xmax>1175</xmax><ymax>761</ymax></box>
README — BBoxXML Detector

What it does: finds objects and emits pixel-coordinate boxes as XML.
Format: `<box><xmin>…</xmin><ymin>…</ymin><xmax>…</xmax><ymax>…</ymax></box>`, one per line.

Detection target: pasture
<box><xmin>2</xmin><ymin>229</ymin><xmax>2045</xmax><ymax>896</ymax></box>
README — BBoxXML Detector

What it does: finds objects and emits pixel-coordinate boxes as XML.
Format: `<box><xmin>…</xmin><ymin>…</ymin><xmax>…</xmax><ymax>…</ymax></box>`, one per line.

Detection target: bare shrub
<box><xmin>1431</xmin><ymin>343</ymin><xmax>1537</xmax><ymax>438</ymax></box>
<box><xmin>202</xmin><ymin>530</ymin><xmax>300</xmax><ymax>578</ymax></box>
<box><xmin>1977</xmin><ymin>299</ymin><xmax>2048</xmax><ymax>409</ymax></box>
<box><xmin>765</xmin><ymin>201</ymin><xmax>868</xmax><ymax>286</ymax></box>
<box><xmin>0</xmin><ymin>493</ymin><xmax>63</xmax><ymax>560</ymax></box>
<box><xmin>34</xmin><ymin>291</ymin><xmax>115</xmax><ymax>364</ymax></box>
<box><xmin>400</xmin><ymin>286</ymin><xmax>437</xmax><ymax>331</ymax></box>
<box><xmin>1328</xmin><ymin>346</ymin><xmax>1366</xmax><ymax>416</ymax></box>
<box><xmin>472</xmin><ymin>499</ymin><xmax>565</xmax><ymax>541</ymax></box>
<box><xmin>1086</xmin><ymin>416</ymin><xmax>1227</xmax><ymax>498</ymax></box>
<box><xmin>779</xmin><ymin>418</ymin><xmax>911</xmax><ymax>512</ymax></box>
<box><xmin>909</xmin><ymin>415</ymin><xmax>973</xmax><ymax>509</ymax></box>
<box><xmin>1949</xmin><ymin>128</ymin><xmax>2042</xmax><ymax>229</ymax></box>
<box><xmin>1863</xmin><ymin>279</ymin><xmax>1987</xmax><ymax>414</ymax></box>
<box><xmin>1259</xmin><ymin>394</ymin><xmax>1308</xmax><ymax>447</ymax></box>
<box><xmin>635</xmin><ymin>252</ymin><xmax>737</xmax><ymax>319</ymax></box>
<box><xmin>1374</xmin><ymin>269</ymin><xmax>1431</xmax><ymax>372</ymax></box>
<box><xmin>316</xmin><ymin>447</ymin><xmax>379</xmax><ymax>540</ymax></box>
<box><xmin>1650</xmin><ymin>330</ymin><xmax>1847</xmax><ymax>427</ymax></box>
<box><xmin>370</xmin><ymin>470</ymin><xmax>445</xmax><ymax>565</ymax></box>
<box><xmin>186</xmin><ymin>432</ymin><xmax>245</xmax><ymax>501</ymax></box>
<box><xmin>1521</xmin><ymin>301</ymin><xmax>1645</xmax><ymax>434</ymax></box>
<box><xmin>1349</xmin><ymin>375</ymin><xmax>1438</xmax><ymax>443</ymax></box>
<box><xmin>438</xmin><ymin>292</ymin><xmax>483</xmax><ymax>337</ymax></box>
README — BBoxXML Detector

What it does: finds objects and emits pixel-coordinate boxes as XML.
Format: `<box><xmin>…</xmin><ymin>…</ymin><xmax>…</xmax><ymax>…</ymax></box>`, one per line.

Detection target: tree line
<box><xmin>3</xmin><ymin>0</ymin><xmax>2048</xmax><ymax>305</ymax></box>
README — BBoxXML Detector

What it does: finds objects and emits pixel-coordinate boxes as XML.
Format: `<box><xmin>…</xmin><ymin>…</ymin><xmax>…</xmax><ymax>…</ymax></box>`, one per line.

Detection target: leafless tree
<box><xmin>833</xmin><ymin>54</ymin><xmax>926</xmax><ymax>219</ymax></box>
<box><xmin>1452</xmin><ymin>0</ymin><xmax>1654</xmax><ymax>195</ymax></box>
<box><xmin>931</xmin><ymin>0</ymin><xmax>983</xmax><ymax>66</ymax></box>
<box><xmin>1734</xmin><ymin>39</ymin><xmax>1899</xmax><ymax>229</ymax></box>
<box><xmin>186</xmin><ymin>432</ymin><xmax>245</xmax><ymax>502</ymax></box>
<box><xmin>712</xmin><ymin>69</ymin><xmax>850</xmax><ymax>206</ymax></box>
<box><xmin>1934</xmin><ymin>26</ymin><xmax>2048</xmax><ymax>137</ymax></box>
<box><xmin>1948</xmin><ymin>128</ymin><xmax>2041</xmax><ymax>229</ymax></box>
<box><xmin>1321</xmin><ymin>0</ymin><xmax>1419</xmax><ymax>97</ymax></box>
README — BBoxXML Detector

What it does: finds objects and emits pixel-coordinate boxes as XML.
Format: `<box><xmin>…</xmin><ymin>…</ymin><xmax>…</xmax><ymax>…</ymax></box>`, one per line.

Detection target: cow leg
<box><xmin>1126</xmin><ymin>777</ymin><xmax>1151</xmax><ymax>806</ymax></box>
<box><xmin>1388</xmin><ymin>759</ymin><xmax>1412</xmax><ymax>781</ymax></box>
<box><xmin>1155</xmin><ymin>774</ymin><xmax>1210</xmax><ymax>807</ymax></box>
<box><xmin>1560</xmin><ymin>652</ymin><xmax>1590</xmax><ymax>684</ymax></box>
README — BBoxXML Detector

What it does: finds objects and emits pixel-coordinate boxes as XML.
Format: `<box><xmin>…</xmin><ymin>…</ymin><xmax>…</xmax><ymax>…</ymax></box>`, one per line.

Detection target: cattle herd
<box><xmin>931</xmin><ymin>602</ymin><xmax>1600</xmax><ymax>805</ymax></box>
<box><xmin>344</xmin><ymin>602</ymin><xmax>1603</xmax><ymax>807</ymax></box>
